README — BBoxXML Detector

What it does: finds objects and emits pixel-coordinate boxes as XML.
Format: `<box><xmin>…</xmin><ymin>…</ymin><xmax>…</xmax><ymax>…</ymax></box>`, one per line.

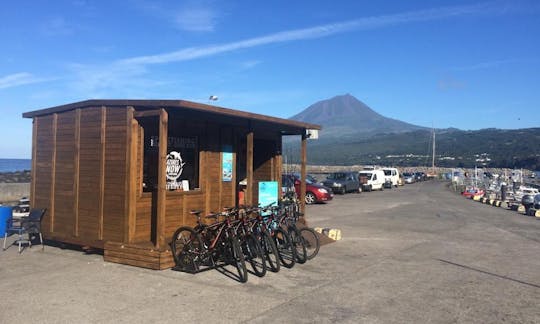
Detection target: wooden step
<box><xmin>104</xmin><ymin>241</ymin><xmax>175</xmax><ymax>270</ymax></box>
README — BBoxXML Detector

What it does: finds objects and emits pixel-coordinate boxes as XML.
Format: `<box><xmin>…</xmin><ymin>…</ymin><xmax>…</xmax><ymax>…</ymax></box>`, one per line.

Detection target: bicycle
<box><xmin>231</xmin><ymin>207</ymin><xmax>267</xmax><ymax>277</ymax></box>
<box><xmin>259</xmin><ymin>204</ymin><xmax>297</xmax><ymax>268</ymax></box>
<box><xmin>170</xmin><ymin>210</ymin><xmax>248</xmax><ymax>283</ymax></box>
<box><xmin>280</xmin><ymin>191</ymin><xmax>320</xmax><ymax>260</ymax></box>
<box><xmin>244</xmin><ymin>205</ymin><xmax>280</xmax><ymax>273</ymax></box>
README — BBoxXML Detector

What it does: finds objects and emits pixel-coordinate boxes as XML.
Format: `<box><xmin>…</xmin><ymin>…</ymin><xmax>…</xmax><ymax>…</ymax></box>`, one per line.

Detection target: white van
<box><xmin>358</xmin><ymin>170</ymin><xmax>386</xmax><ymax>191</ymax></box>
<box><xmin>382</xmin><ymin>167</ymin><xmax>400</xmax><ymax>187</ymax></box>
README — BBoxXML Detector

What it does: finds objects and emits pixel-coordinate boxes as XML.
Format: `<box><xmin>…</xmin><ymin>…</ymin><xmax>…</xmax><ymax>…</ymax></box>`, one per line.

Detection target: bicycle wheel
<box><xmin>261</xmin><ymin>231</ymin><xmax>280</xmax><ymax>272</ymax></box>
<box><xmin>273</xmin><ymin>228</ymin><xmax>296</xmax><ymax>268</ymax></box>
<box><xmin>243</xmin><ymin>233</ymin><xmax>267</xmax><ymax>277</ymax></box>
<box><xmin>300</xmin><ymin>227</ymin><xmax>320</xmax><ymax>260</ymax></box>
<box><xmin>228</xmin><ymin>237</ymin><xmax>248</xmax><ymax>283</ymax></box>
<box><xmin>288</xmin><ymin>226</ymin><xmax>307</xmax><ymax>264</ymax></box>
<box><xmin>171</xmin><ymin>227</ymin><xmax>204</xmax><ymax>273</ymax></box>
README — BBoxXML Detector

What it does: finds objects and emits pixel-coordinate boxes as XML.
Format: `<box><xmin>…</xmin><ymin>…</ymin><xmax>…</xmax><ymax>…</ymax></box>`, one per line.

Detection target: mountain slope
<box><xmin>285</xmin><ymin>94</ymin><xmax>540</xmax><ymax>169</ymax></box>
<box><xmin>290</xmin><ymin>94</ymin><xmax>425</xmax><ymax>139</ymax></box>
<box><xmin>304</xmin><ymin>128</ymin><xmax>540</xmax><ymax>169</ymax></box>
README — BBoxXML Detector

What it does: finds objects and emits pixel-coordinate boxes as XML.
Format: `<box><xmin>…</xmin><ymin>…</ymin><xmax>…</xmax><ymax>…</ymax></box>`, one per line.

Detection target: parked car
<box><xmin>414</xmin><ymin>171</ymin><xmax>427</xmax><ymax>182</ymax></box>
<box><xmin>358</xmin><ymin>170</ymin><xmax>385</xmax><ymax>191</ymax></box>
<box><xmin>322</xmin><ymin>171</ymin><xmax>361</xmax><ymax>194</ymax></box>
<box><xmin>382</xmin><ymin>167</ymin><xmax>400</xmax><ymax>187</ymax></box>
<box><xmin>282</xmin><ymin>174</ymin><xmax>333</xmax><ymax>204</ymax></box>
<box><xmin>534</xmin><ymin>194</ymin><xmax>540</xmax><ymax>209</ymax></box>
<box><xmin>402</xmin><ymin>172</ymin><xmax>415</xmax><ymax>184</ymax></box>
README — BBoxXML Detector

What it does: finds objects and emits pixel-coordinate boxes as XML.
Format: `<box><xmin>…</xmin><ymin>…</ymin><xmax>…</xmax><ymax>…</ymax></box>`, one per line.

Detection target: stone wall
<box><xmin>0</xmin><ymin>183</ymin><xmax>30</xmax><ymax>203</ymax></box>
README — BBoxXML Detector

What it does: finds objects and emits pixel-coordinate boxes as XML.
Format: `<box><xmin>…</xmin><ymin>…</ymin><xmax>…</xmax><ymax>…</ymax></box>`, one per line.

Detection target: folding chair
<box><xmin>3</xmin><ymin>208</ymin><xmax>46</xmax><ymax>253</ymax></box>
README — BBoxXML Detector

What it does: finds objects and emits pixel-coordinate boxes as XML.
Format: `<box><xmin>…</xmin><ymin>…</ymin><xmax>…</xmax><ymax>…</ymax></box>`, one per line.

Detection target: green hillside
<box><xmin>286</xmin><ymin>128</ymin><xmax>540</xmax><ymax>169</ymax></box>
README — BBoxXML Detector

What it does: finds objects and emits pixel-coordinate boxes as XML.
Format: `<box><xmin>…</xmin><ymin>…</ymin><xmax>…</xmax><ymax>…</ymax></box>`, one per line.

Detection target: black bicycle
<box><xmin>171</xmin><ymin>210</ymin><xmax>248</xmax><ymax>283</ymax></box>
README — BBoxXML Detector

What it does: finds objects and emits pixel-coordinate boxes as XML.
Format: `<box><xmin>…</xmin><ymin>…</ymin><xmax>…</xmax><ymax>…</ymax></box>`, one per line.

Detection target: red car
<box><xmin>461</xmin><ymin>187</ymin><xmax>485</xmax><ymax>199</ymax></box>
<box><xmin>282</xmin><ymin>174</ymin><xmax>333</xmax><ymax>204</ymax></box>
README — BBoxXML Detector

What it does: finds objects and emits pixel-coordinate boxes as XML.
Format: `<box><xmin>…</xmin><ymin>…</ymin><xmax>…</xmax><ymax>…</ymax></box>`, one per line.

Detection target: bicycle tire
<box><xmin>299</xmin><ymin>227</ymin><xmax>320</xmax><ymax>260</ymax></box>
<box><xmin>273</xmin><ymin>227</ymin><xmax>296</xmax><ymax>268</ymax></box>
<box><xmin>229</xmin><ymin>237</ymin><xmax>248</xmax><ymax>283</ymax></box>
<box><xmin>243</xmin><ymin>233</ymin><xmax>267</xmax><ymax>277</ymax></box>
<box><xmin>261</xmin><ymin>231</ymin><xmax>280</xmax><ymax>272</ymax></box>
<box><xmin>288</xmin><ymin>226</ymin><xmax>307</xmax><ymax>264</ymax></box>
<box><xmin>171</xmin><ymin>226</ymin><xmax>204</xmax><ymax>273</ymax></box>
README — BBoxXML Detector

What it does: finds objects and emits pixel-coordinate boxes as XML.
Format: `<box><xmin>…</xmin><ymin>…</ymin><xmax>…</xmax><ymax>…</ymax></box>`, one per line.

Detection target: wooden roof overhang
<box><xmin>22</xmin><ymin>99</ymin><xmax>321</xmax><ymax>136</ymax></box>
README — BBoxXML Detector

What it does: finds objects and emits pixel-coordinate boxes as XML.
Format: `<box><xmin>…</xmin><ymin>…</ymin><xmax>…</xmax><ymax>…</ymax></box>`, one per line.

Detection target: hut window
<box><xmin>143</xmin><ymin>135</ymin><xmax>199</xmax><ymax>192</ymax></box>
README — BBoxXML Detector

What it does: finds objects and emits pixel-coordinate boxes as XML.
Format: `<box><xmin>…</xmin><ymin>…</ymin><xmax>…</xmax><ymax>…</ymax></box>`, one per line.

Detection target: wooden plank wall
<box><xmin>52</xmin><ymin>111</ymin><xmax>76</xmax><ymax>235</ymax></box>
<box><xmin>32</xmin><ymin>106</ymin><xmax>128</xmax><ymax>247</ymax></box>
<box><xmin>33</xmin><ymin>115</ymin><xmax>55</xmax><ymax>233</ymax></box>
<box><xmin>78</xmin><ymin>108</ymin><xmax>103</xmax><ymax>240</ymax></box>
<box><xmin>102</xmin><ymin>109</ymin><xmax>127</xmax><ymax>242</ymax></box>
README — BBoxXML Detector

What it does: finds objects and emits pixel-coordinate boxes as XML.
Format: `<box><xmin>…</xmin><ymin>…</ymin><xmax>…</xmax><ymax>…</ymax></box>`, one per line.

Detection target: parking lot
<box><xmin>1</xmin><ymin>180</ymin><xmax>539</xmax><ymax>323</ymax></box>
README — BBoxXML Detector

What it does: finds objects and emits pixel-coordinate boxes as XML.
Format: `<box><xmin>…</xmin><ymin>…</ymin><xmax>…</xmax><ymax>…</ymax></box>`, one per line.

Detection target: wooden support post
<box><xmin>156</xmin><ymin>109</ymin><xmax>168</xmax><ymax>250</ymax></box>
<box><xmin>246</xmin><ymin>132</ymin><xmax>254</xmax><ymax>206</ymax></box>
<box><xmin>300</xmin><ymin>133</ymin><xmax>307</xmax><ymax>214</ymax></box>
<box><xmin>50</xmin><ymin>113</ymin><xmax>57</xmax><ymax>233</ymax></box>
<box><xmin>98</xmin><ymin>107</ymin><xmax>106</xmax><ymax>240</ymax></box>
<box><xmin>74</xmin><ymin>109</ymin><xmax>81</xmax><ymax>237</ymax></box>
<box><xmin>125</xmin><ymin>107</ymin><xmax>136</xmax><ymax>244</ymax></box>
<box><xmin>30</xmin><ymin>118</ymin><xmax>37</xmax><ymax>210</ymax></box>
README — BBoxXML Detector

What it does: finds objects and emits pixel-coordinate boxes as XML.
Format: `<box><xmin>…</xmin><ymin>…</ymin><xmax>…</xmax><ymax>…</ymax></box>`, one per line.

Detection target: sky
<box><xmin>1</xmin><ymin>0</ymin><xmax>539</xmax><ymax>158</ymax></box>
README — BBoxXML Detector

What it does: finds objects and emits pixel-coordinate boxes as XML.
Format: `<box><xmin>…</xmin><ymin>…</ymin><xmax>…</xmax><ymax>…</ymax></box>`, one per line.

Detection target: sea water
<box><xmin>0</xmin><ymin>159</ymin><xmax>31</xmax><ymax>172</ymax></box>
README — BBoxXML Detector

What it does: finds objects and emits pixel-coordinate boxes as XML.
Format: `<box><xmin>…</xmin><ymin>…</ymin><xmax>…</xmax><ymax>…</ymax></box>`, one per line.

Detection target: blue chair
<box><xmin>3</xmin><ymin>208</ymin><xmax>46</xmax><ymax>253</ymax></box>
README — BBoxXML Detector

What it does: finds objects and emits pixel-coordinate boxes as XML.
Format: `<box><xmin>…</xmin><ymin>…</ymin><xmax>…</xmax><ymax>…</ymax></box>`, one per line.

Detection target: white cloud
<box><xmin>133</xmin><ymin>0</ymin><xmax>219</xmax><ymax>32</ymax></box>
<box><xmin>34</xmin><ymin>1</ymin><xmax>534</xmax><ymax>97</ymax></box>
<box><xmin>449</xmin><ymin>59</ymin><xmax>519</xmax><ymax>71</ymax></box>
<box><xmin>117</xmin><ymin>1</ymin><xmax>513</xmax><ymax>67</ymax></box>
<box><xmin>66</xmin><ymin>62</ymin><xmax>171</xmax><ymax>98</ymax></box>
<box><xmin>240</xmin><ymin>60</ymin><xmax>262</xmax><ymax>70</ymax></box>
<box><xmin>40</xmin><ymin>17</ymin><xmax>75</xmax><ymax>36</ymax></box>
<box><xmin>175</xmin><ymin>7</ymin><xmax>217</xmax><ymax>32</ymax></box>
<box><xmin>438</xmin><ymin>77</ymin><xmax>466</xmax><ymax>90</ymax></box>
<box><xmin>0</xmin><ymin>73</ymin><xmax>47</xmax><ymax>89</ymax></box>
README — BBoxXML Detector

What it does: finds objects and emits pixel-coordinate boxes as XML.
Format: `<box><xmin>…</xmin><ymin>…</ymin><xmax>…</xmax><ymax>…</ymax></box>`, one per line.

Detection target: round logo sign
<box><xmin>166</xmin><ymin>151</ymin><xmax>186</xmax><ymax>181</ymax></box>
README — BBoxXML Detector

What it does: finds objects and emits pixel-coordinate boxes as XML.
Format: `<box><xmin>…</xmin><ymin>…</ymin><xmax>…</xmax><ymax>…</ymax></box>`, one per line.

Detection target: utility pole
<box><xmin>431</xmin><ymin>128</ymin><xmax>436</xmax><ymax>176</ymax></box>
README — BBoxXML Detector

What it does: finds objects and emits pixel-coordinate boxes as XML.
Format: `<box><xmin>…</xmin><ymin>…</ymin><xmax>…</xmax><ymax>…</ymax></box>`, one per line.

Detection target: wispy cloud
<box><xmin>449</xmin><ymin>59</ymin><xmax>520</xmax><ymax>71</ymax></box>
<box><xmin>174</xmin><ymin>7</ymin><xmax>218</xmax><ymax>32</ymax></box>
<box><xmin>438</xmin><ymin>76</ymin><xmax>467</xmax><ymax>90</ymax></box>
<box><xmin>0</xmin><ymin>73</ymin><xmax>49</xmax><ymax>89</ymax></box>
<box><xmin>40</xmin><ymin>17</ymin><xmax>75</xmax><ymax>36</ymax></box>
<box><xmin>66</xmin><ymin>62</ymin><xmax>171</xmax><ymax>98</ymax></box>
<box><xmin>59</xmin><ymin>1</ymin><xmax>537</xmax><ymax>96</ymax></box>
<box><xmin>134</xmin><ymin>0</ymin><xmax>219</xmax><ymax>32</ymax></box>
<box><xmin>240</xmin><ymin>60</ymin><xmax>262</xmax><ymax>70</ymax></box>
<box><xmin>117</xmin><ymin>1</ymin><xmax>518</xmax><ymax>67</ymax></box>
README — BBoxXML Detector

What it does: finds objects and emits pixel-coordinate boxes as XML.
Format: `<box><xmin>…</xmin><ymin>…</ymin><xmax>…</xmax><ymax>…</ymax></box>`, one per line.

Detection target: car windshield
<box><xmin>290</xmin><ymin>173</ymin><xmax>315</xmax><ymax>184</ymax></box>
<box><xmin>403</xmin><ymin>173</ymin><xmax>413</xmax><ymax>177</ymax></box>
<box><xmin>358</xmin><ymin>172</ymin><xmax>370</xmax><ymax>177</ymax></box>
<box><xmin>328</xmin><ymin>173</ymin><xmax>346</xmax><ymax>180</ymax></box>
<box><xmin>383</xmin><ymin>170</ymin><xmax>392</xmax><ymax>176</ymax></box>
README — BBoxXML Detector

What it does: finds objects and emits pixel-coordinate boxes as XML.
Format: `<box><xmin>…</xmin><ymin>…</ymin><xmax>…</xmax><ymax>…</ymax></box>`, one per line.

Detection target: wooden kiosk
<box><xmin>23</xmin><ymin>100</ymin><xmax>320</xmax><ymax>269</ymax></box>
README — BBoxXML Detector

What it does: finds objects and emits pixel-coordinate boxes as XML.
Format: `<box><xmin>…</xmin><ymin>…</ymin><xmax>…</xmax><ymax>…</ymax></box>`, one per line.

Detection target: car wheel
<box><xmin>368</xmin><ymin>185</ymin><xmax>372</xmax><ymax>192</ymax></box>
<box><xmin>305</xmin><ymin>192</ymin><xmax>316</xmax><ymax>205</ymax></box>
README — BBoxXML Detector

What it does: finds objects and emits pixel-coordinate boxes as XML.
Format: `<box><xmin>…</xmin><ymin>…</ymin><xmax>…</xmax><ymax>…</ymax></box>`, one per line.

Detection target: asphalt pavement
<box><xmin>1</xmin><ymin>180</ymin><xmax>539</xmax><ymax>323</ymax></box>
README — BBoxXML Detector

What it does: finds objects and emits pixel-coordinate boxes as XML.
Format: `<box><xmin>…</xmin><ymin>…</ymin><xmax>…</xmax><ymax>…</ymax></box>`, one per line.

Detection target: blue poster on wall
<box><xmin>258</xmin><ymin>181</ymin><xmax>278</xmax><ymax>208</ymax></box>
<box><xmin>222</xmin><ymin>145</ymin><xmax>233</xmax><ymax>182</ymax></box>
